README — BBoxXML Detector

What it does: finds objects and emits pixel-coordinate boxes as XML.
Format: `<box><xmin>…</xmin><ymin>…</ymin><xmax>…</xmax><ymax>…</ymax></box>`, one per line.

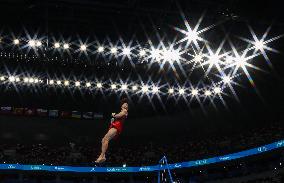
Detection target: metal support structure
<box><xmin>158</xmin><ymin>156</ymin><xmax>174</xmax><ymax>183</ymax></box>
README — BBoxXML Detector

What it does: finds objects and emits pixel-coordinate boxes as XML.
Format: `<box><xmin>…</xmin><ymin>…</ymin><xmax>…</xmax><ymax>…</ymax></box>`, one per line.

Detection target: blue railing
<box><xmin>0</xmin><ymin>139</ymin><xmax>283</xmax><ymax>173</ymax></box>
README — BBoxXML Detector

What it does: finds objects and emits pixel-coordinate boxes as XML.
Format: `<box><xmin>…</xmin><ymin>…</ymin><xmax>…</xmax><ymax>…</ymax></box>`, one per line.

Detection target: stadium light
<box><xmin>168</xmin><ymin>88</ymin><xmax>174</xmax><ymax>94</ymax></box>
<box><xmin>36</xmin><ymin>41</ymin><xmax>42</xmax><ymax>47</ymax></box>
<box><xmin>63</xmin><ymin>43</ymin><xmax>69</xmax><ymax>49</ymax></box>
<box><xmin>204</xmin><ymin>90</ymin><xmax>212</xmax><ymax>96</ymax></box>
<box><xmin>75</xmin><ymin>81</ymin><xmax>80</xmax><ymax>86</ymax></box>
<box><xmin>8</xmin><ymin>76</ymin><xmax>15</xmax><ymax>82</ymax></box>
<box><xmin>152</xmin><ymin>86</ymin><xmax>159</xmax><ymax>93</ymax></box>
<box><xmin>186</xmin><ymin>30</ymin><xmax>199</xmax><ymax>42</ymax></box>
<box><xmin>56</xmin><ymin>80</ymin><xmax>61</xmax><ymax>85</ymax></box>
<box><xmin>194</xmin><ymin>54</ymin><xmax>203</xmax><ymax>62</ymax></box>
<box><xmin>86</xmin><ymin>82</ymin><xmax>91</xmax><ymax>87</ymax></box>
<box><xmin>139</xmin><ymin>50</ymin><xmax>146</xmax><ymax>56</ymax></box>
<box><xmin>132</xmin><ymin>85</ymin><xmax>138</xmax><ymax>91</ymax></box>
<box><xmin>96</xmin><ymin>82</ymin><xmax>102</xmax><ymax>88</ymax></box>
<box><xmin>13</xmin><ymin>39</ymin><xmax>20</xmax><ymax>45</ymax></box>
<box><xmin>54</xmin><ymin>42</ymin><xmax>60</xmax><ymax>48</ymax></box>
<box><xmin>98</xmin><ymin>46</ymin><xmax>104</xmax><ymax>52</ymax></box>
<box><xmin>179</xmin><ymin>88</ymin><xmax>185</xmax><ymax>95</ymax></box>
<box><xmin>80</xmin><ymin>45</ymin><xmax>87</xmax><ymax>51</ymax></box>
<box><xmin>121</xmin><ymin>84</ymin><xmax>128</xmax><ymax>90</ymax></box>
<box><xmin>225</xmin><ymin>55</ymin><xmax>234</xmax><ymax>64</ymax></box>
<box><xmin>223</xmin><ymin>76</ymin><xmax>231</xmax><ymax>84</ymax></box>
<box><xmin>208</xmin><ymin>54</ymin><xmax>220</xmax><ymax>65</ymax></box>
<box><xmin>191</xmin><ymin>89</ymin><xmax>198</xmax><ymax>96</ymax></box>
<box><xmin>122</xmin><ymin>48</ymin><xmax>131</xmax><ymax>55</ymax></box>
<box><xmin>28</xmin><ymin>40</ymin><xmax>36</xmax><ymax>47</ymax></box>
<box><xmin>142</xmin><ymin>85</ymin><xmax>149</xmax><ymax>92</ymax></box>
<box><xmin>150</xmin><ymin>48</ymin><xmax>162</xmax><ymax>60</ymax></box>
<box><xmin>29</xmin><ymin>78</ymin><xmax>34</xmax><ymax>83</ymax></box>
<box><xmin>214</xmin><ymin>87</ymin><xmax>221</xmax><ymax>94</ymax></box>
<box><xmin>162</xmin><ymin>49</ymin><xmax>180</xmax><ymax>62</ymax></box>
<box><xmin>64</xmin><ymin>80</ymin><xmax>69</xmax><ymax>86</ymax></box>
<box><xmin>110</xmin><ymin>47</ymin><xmax>117</xmax><ymax>54</ymax></box>
<box><xmin>49</xmin><ymin>80</ymin><xmax>54</xmax><ymax>85</ymax></box>
<box><xmin>235</xmin><ymin>57</ymin><xmax>246</xmax><ymax>68</ymax></box>
<box><xmin>0</xmin><ymin>76</ymin><xmax>5</xmax><ymax>81</ymax></box>
<box><xmin>254</xmin><ymin>40</ymin><xmax>264</xmax><ymax>50</ymax></box>
<box><xmin>111</xmin><ymin>84</ymin><xmax>117</xmax><ymax>89</ymax></box>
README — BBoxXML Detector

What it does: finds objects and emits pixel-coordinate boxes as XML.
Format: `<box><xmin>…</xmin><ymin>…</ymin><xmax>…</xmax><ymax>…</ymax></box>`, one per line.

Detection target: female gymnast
<box><xmin>95</xmin><ymin>98</ymin><xmax>128</xmax><ymax>163</ymax></box>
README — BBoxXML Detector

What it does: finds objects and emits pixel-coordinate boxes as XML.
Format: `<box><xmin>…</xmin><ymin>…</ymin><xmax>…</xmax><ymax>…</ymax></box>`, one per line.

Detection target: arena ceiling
<box><xmin>0</xmin><ymin>0</ymin><xmax>283</xmax><ymax>121</ymax></box>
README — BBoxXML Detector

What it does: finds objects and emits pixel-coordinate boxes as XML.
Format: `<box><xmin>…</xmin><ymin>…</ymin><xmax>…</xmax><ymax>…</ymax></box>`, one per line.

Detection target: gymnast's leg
<box><xmin>95</xmin><ymin>127</ymin><xmax>117</xmax><ymax>163</ymax></box>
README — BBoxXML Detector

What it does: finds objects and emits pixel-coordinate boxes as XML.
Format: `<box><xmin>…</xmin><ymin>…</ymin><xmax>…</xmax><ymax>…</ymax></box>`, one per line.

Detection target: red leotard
<box><xmin>109</xmin><ymin>114</ymin><xmax>127</xmax><ymax>137</ymax></box>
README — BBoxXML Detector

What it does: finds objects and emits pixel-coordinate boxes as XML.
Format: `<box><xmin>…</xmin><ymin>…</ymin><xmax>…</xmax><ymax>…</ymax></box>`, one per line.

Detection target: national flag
<box><xmin>82</xmin><ymin>112</ymin><xmax>94</xmax><ymax>119</ymax></box>
<box><xmin>48</xmin><ymin>110</ymin><xmax>59</xmax><ymax>118</ymax></box>
<box><xmin>60</xmin><ymin>111</ymin><xmax>71</xmax><ymax>118</ymax></box>
<box><xmin>24</xmin><ymin>108</ymin><xmax>36</xmax><ymax>116</ymax></box>
<box><xmin>93</xmin><ymin>113</ymin><xmax>103</xmax><ymax>119</ymax></box>
<box><xmin>71</xmin><ymin>111</ymin><xmax>81</xmax><ymax>119</ymax></box>
<box><xmin>13</xmin><ymin>107</ymin><xmax>24</xmax><ymax>115</ymax></box>
<box><xmin>36</xmin><ymin>109</ymin><xmax>48</xmax><ymax>117</ymax></box>
<box><xmin>0</xmin><ymin>106</ymin><xmax>12</xmax><ymax>114</ymax></box>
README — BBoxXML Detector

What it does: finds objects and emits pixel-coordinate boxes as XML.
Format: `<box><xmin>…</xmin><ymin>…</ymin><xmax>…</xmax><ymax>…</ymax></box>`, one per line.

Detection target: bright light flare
<box><xmin>63</xmin><ymin>43</ymin><xmax>69</xmax><ymax>49</ymax></box>
<box><xmin>214</xmin><ymin>87</ymin><xmax>221</xmax><ymax>94</ymax></box>
<box><xmin>13</xmin><ymin>39</ymin><xmax>20</xmax><ymax>45</ymax></box>
<box><xmin>186</xmin><ymin>30</ymin><xmax>199</xmax><ymax>42</ymax></box>
<box><xmin>54</xmin><ymin>42</ymin><xmax>60</xmax><ymax>48</ymax></box>
<box><xmin>86</xmin><ymin>82</ymin><xmax>91</xmax><ymax>87</ymax></box>
<box><xmin>75</xmin><ymin>81</ymin><xmax>80</xmax><ymax>86</ymax></box>
<box><xmin>122</xmin><ymin>48</ymin><xmax>131</xmax><ymax>55</ymax></box>
<box><xmin>98</xmin><ymin>46</ymin><xmax>104</xmax><ymax>52</ymax></box>
<box><xmin>168</xmin><ymin>88</ymin><xmax>174</xmax><ymax>94</ymax></box>
<box><xmin>139</xmin><ymin>50</ymin><xmax>146</xmax><ymax>56</ymax></box>
<box><xmin>28</xmin><ymin>40</ymin><xmax>36</xmax><ymax>47</ymax></box>
<box><xmin>162</xmin><ymin>49</ymin><xmax>180</xmax><ymax>62</ymax></box>
<box><xmin>111</xmin><ymin>84</ymin><xmax>117</xmax><ymax>89</ymax></box>
<box><xmin>96</xmin><ymin>82</ymin><xmax>102</xmax><ymax>88</ymax></box>
<box><xmin>179</xmin><ymin>88</ymin><xmax>185</xmax><ymax>95</ymax></box>
<box><xmin>24</xmin><ymin>77</ymin><xmax>29</xmax><ymax>83</ymax></box>
<box><xmin>49</xmin><ymin>80</ymin><xmax>54</xmax><ymax>85</ymax></box>
<box><xmin>132</xmin><ymin>85</ymin><xmax>138</xmax><ymax>91</ymax></box>
<box><xmin>29</xmin><ymin>78</ymin><xmax>34</xmax><ymax>83</ymax></box>
<box><xmin>110</xmin><ymin>47</ymin><xmax>117</xmax><ymax>54</ymax></box>
<box><xmin>150</xmin><ymin>48</ymin><xmax>162</xmax><ymax>61</ymax></box>
<box><xmin>204</xmin><ymin>90</ymin><xmax>212</xmax><ymax>96</ymax></box>
<box><xmin>194</xmin><ymin>54</ymin><xmax>203</xmax><ymax>62</ymax></box>
<box><xmin>80</xmin><ymin>45</ymin><xmax>87</xmax><ymax>51</ymax></box>
<box><xmin>121</xmin><ymin>84</ymin><xmax>128</xmax><ymax>90</ymax></box>
<box><xmin>191</xmin><ymin>89</ymin><xmax>198</xmax><ymax>96</ymax></box>
<box><xmin>141</xmin><ymin>85</ymin><xmax>149</xmax><ymax>93</ymax></box>
<box><xmin>36</xmin><ymin>41</ymin><xmax>42</xmax><ymax>47</ymax></box>
<box><xmin>223</xmin><ymin>76</ymin><xmax>231</xmax><ymax>83</ymax></box>
<box><xmin>64</xmin><ymin>80</ymin><xmax>69</xmax><ymax>86</ymax></box>
<box><xmin>254</xmin><ymin>40</ymin><xmax>264</xmax><ymax>50</ymax></box>
<box><xmin>8</xmin><ymin>76</ymin><xmax>15</xmax><ymax>82</ymax></box>
<box><xmin>152</xmin><ymin>86</ymin><xmax>159</xmax><ymax>93</ymax></box>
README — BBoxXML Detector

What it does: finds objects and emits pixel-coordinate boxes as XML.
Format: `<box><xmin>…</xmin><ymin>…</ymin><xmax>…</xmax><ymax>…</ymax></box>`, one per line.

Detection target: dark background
<box><xmin>0</xmin><ymin>0</ymin><xmax>283</xmax><ymax>144</ymax></box>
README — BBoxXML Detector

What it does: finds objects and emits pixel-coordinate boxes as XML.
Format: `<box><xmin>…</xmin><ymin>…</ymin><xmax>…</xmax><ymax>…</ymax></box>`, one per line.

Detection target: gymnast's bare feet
<box><xmin>95</xmin><ymin>155</ymin><xmax>106</xmax><ymax>163</ymax></box>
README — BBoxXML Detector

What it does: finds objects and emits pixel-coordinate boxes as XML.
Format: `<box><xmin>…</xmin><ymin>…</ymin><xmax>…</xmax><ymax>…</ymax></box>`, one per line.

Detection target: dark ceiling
<box><xmin>0</xmin><ymin>0</ymin><xmax>283</xmax><ymax>123</ymax></box>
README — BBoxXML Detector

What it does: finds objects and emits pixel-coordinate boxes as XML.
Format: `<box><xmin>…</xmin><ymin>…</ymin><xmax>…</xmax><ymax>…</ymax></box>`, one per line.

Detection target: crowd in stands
<box><xmin>0</xmin><ymin>123</ymin><xmax>282</xmax><ymax>167</ymax></box>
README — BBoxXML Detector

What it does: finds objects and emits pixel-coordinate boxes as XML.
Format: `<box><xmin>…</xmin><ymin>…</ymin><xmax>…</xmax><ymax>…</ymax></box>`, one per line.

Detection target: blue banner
<box><xmin>0</xmin><ymin>139</ymin><xmax>283</xmax><ymax>173</ymax></box>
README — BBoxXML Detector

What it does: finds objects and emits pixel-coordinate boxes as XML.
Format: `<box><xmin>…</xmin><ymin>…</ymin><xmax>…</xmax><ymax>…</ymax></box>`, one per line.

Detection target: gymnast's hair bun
<box><xmin>120</xmin><ymin>97</ymin><xmax>128</xmax><ymax>105</ymax></box>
